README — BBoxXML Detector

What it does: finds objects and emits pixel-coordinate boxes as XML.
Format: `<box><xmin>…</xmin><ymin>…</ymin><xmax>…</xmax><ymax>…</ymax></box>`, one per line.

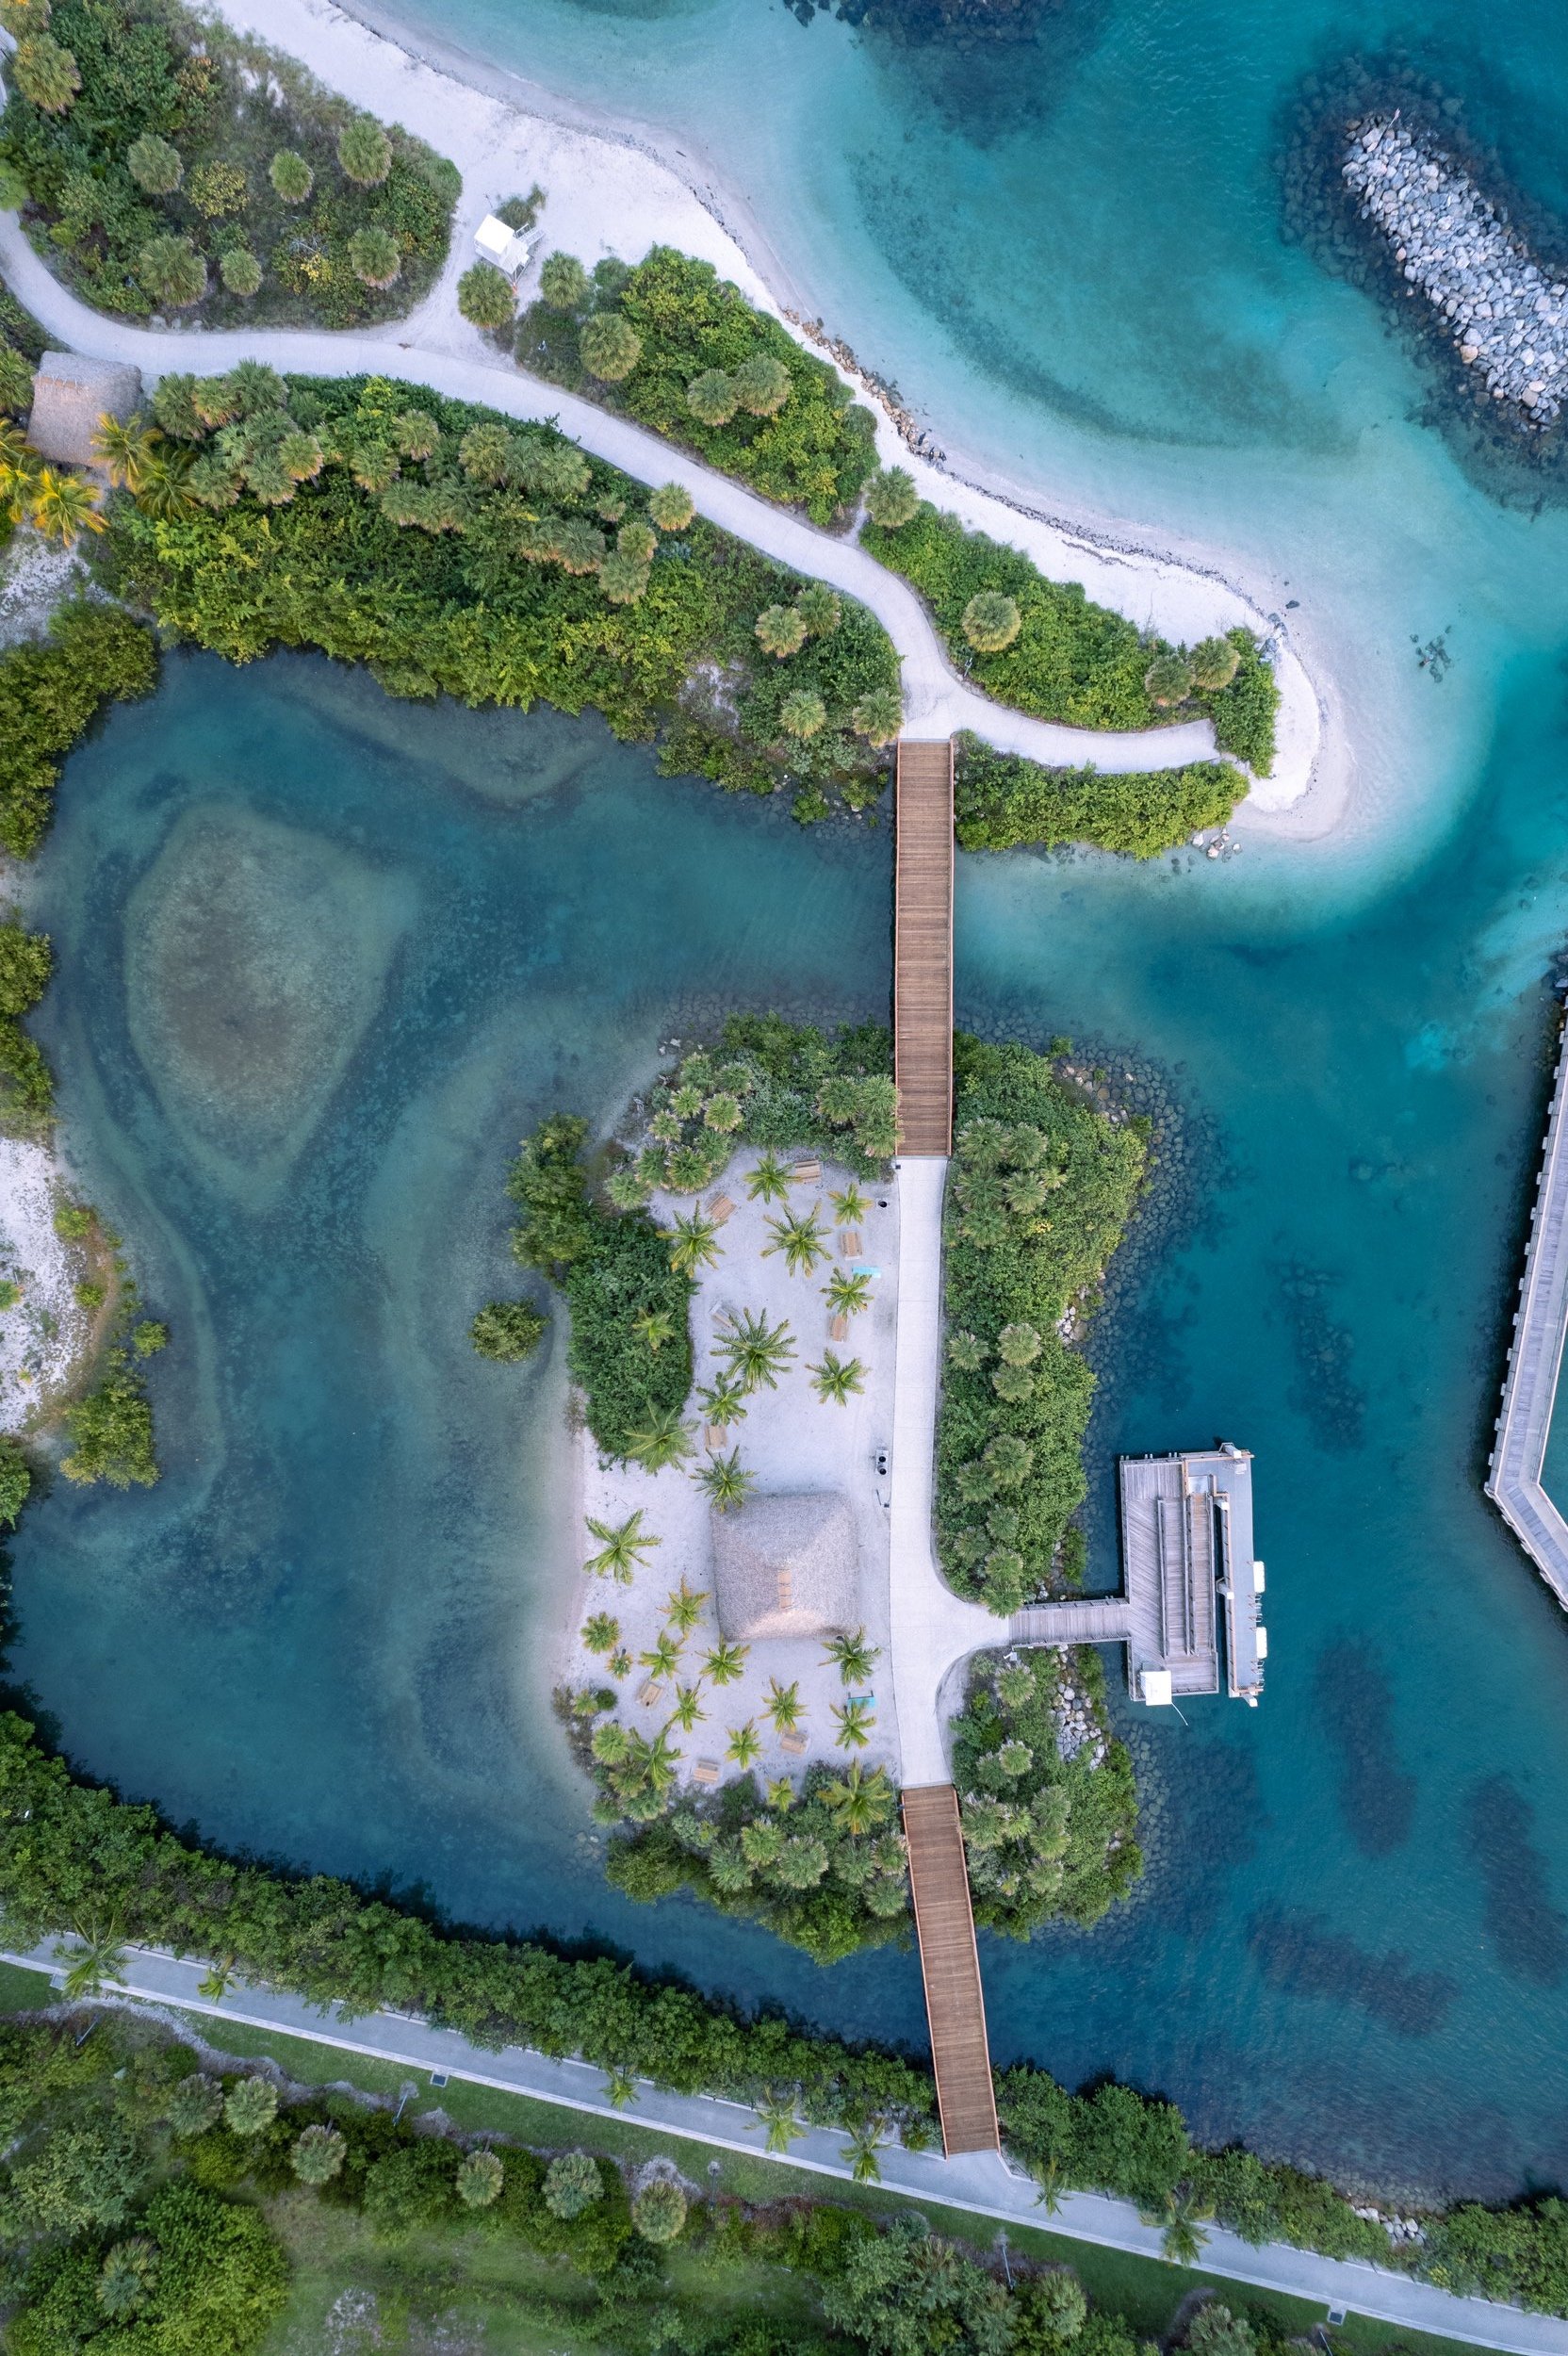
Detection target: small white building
<box><xmin>472</xmin><ymin>213</ymin><xmax>535</xmax><ymax>281</ymax></box>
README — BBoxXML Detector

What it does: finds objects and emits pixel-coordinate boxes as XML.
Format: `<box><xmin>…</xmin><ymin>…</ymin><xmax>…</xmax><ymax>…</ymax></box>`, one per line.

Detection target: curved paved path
<box><xmin>0</xmin><ymin>210</ymin><xmax>1226</xmax><ymax>772</ymax></box>
<box><xmin>8</xmin><ymin>1938</ymin><xmax>1566</xmax><ymax>2356</ymax></box>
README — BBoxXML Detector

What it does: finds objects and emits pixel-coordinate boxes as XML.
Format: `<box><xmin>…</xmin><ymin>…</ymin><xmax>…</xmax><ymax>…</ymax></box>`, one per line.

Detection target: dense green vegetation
<box><xmin>4</xmin><ymin>1711</ymin><xmax>1568</xmax><ymax>2298</ymax></box>
<box><xmin>108</xmin><ymin>369</ymin><xmax>900</xmax><ymax>824</ymax></box>
<box><xmin>508</xmin><ymin>1115</ymin><xmax>693</xmax><ymax>1463</ymax></box>
<box><xmin>0</xmin><ymin>916</ymin><xmax>56</xmax><ymax>1128</ymax></box>
<box><xmin>952</xmin><ymin>1647</ymin><xmax>1140</xmax><ymax>1934</ymax></box>
<box><xmin>0</xmin><ymin>2004</ymin><xmax>1446</xmax><ymax>2356</ymax></box>
<box><xmin>518</xmin><ymin>244</ymin><xmax>878</xmax><ymax>524</ymax></box>
<box><xmin>0</xmin><ymin>603</ymin><xmax>157</xmax><ymax>860</ymax></box>
<box><xmin>605</xmin><ymin>1759</ymin><xmax>913</xmax><ymax>1965</ymax></box>
<box><xmin>937</xmin><ymin>1038</ymin><xmax>1146</xmax><ymax>1613</ymax></box>
<box><xmin>866</xmin><ymin>504</ymin><xmax>1279</xmax><ymax>771</ymax></box>
<box><xmin>59</xmin><ymin>1348</ymin><xmax>158</xmax><ymax>1487</ymax></box>
<box><xmin>0</xmin><ymin>275</ymin><xmax>46</xmax><ymax>421</ymax></box>
<box><xmin>0</xmin><ymin>0</ymin><xmax>457</xmax><ymax>328</ymax></box>
<box><xmin>953</xmin><ymin>734</ymin><xmax>1241</xmax><ymax>858</ymax></box>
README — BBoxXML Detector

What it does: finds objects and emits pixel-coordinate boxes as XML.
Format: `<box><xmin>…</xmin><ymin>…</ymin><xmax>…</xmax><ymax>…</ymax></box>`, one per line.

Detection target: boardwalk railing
<box><xmin>901</xmin><ymin>1785</ymin><xmax>999</xmax><ymax>2156</ymax></box>
<box><xmin>894</xmin><ymin>740</ymin><xmax>955</xmax><ymax>1156</ymax></box>
<box><xmin>1488</xmin><ymin>1014</ymin><xmax>1568</xmax><ymax>1610</ymax></box>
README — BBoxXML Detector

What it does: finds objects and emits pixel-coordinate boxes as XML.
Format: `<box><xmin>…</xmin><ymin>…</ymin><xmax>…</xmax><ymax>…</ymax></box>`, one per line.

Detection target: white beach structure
<box><xmin>472</xmin><ymin>213</ymin><xmax>536</xmax><ymax>281</ymax></box>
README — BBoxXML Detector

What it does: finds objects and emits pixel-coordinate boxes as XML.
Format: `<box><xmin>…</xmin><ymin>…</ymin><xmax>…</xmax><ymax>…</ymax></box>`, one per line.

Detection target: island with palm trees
<box><xmin>495</xmin><ymin>1013</ymin><xmax>1141</xmax><ymax>1962</ymax></box>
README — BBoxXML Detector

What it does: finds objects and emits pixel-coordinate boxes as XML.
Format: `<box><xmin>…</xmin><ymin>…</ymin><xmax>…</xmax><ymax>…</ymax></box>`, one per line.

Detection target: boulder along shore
<box><xmin>1344</xmin><ymin>114</ymin><xmax>1568</xmax><ymax>426</ymax></box>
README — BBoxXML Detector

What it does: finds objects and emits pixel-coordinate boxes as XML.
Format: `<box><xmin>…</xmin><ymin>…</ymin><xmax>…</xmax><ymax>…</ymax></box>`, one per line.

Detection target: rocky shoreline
<box><xmin>1344</xmin><ymin>115</ymin><xmax>1568</xmax><ymax>426</ymax></box>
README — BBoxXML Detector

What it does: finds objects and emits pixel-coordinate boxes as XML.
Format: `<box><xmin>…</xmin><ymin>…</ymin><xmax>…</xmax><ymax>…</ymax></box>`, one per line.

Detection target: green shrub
<box><xmin>867</xmin><ymin>505</ymin><xmax>1278</xmax><ymax>767</ymax></box>
<box><xmin>953</xmin><ymin>734</ymin><xmax>1239</xmax><ymax>857</ymax></box>
<box><xmin>471</xmin><ymin>1300</ymin><xmax>547</xmax><ymax>1361</ymax></box>
<box><xmin>517</xmin><ymin>245</ymin><xmax>876</xmax><ymax>524</ymax></box>
<box><xmin>7</xmin><ymin>2180</ymin><xmax>287</xmax><ymax>2356</ymax></box>
<box><xmin>0</xmin><ymin>603</ymin><xmax>156</xmax><ymax>859</ymax></box>
<box><xmin>0</xmin><ymin>1434</ymin><xmax>31</xmax><ymax>1528</ymax></box>
<box><xmin>936</xmin><ymin>1038</ymin><xmax>1144</xmax><ymax>1608</ymax></box>
<box><xmin>363</xmin><ymin>2138</ymin><xmax>455</xmax><ymax>2237</ymax></box>
<box><xmin>60</xmin><ymin>1351</ymin><xmax>157</xmax><ymax>1488</ymax></box>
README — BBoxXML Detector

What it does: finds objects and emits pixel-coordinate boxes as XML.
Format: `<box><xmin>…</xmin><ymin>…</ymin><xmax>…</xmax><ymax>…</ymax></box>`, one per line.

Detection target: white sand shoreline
<box><xmin>47</xmin><ymin>0</ymin><xmax>1335</xmax><ymax>830</ymax></box>
<box><xmin>318</xmin><ymin>0</ymin><xmax>1344</xmax><ymax>838</ymax></box>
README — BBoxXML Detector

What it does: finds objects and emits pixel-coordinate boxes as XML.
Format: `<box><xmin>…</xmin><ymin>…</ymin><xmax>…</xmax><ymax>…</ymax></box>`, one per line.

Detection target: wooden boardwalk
<box><xmin>894</xmin><ymin>740</ymin><xmax>955</xmax><ymax>1156</ymax></box>
<box><xmin>901</xmin><ymin>1784</ymin><xmax>999</xmax><ymax>2156</ymax></box>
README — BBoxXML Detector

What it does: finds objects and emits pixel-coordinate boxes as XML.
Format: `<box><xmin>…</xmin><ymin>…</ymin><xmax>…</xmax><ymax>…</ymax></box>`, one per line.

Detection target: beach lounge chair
<box><xmin>791</xmin><ymin>1158</ymin><xmax>822</xmax><ymax>1183</ymax></box>
<box><xmin>779</xmin><ymin>1730</ymin><xmax>808</xmax><ymax>1756</ymax></box>
<box><xmin>693</xmin><ymin>1758</ymin><xmax>721</xmax><ymax>1786</ymax></box>
<box><xmin>839</xmin><ymin>1230</ymin><xmax>862</xmax><ymax>1256</ymax></box>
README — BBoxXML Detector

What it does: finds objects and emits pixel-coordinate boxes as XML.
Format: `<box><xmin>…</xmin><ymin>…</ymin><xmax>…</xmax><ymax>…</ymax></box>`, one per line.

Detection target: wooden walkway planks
<box><xmin>901</xmin><ymin>1784</ymin><xmax>999</xmax><ymax>2156</ymax></box>
<box><xmin>894</xmin><ymin>740</ymin><xmax>955</xmax><ymax>1156</ymax></box>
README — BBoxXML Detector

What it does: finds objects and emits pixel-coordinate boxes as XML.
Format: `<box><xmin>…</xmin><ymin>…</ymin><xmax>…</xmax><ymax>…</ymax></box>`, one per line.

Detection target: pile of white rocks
<box><xmin>1054</xmin><ymin>1670</ymin><xmax>1106</xmax><ymax>1768</ymax></box>
<box><xmin>1353</xmin><ymin>2203</ymin><xmax>1428</xmax><ymax>2248</ymax></box>
<box><xmin>1343</xmin><ymin>113</ymin><xmax>1568</xmax><ymax>425</ymax></box>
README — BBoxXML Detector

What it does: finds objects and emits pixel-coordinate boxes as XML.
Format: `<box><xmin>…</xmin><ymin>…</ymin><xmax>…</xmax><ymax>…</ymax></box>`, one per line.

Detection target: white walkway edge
<box><xmin>6</xmin><ymin>1939</ymin><xmax>1564</xmax><ymax>2353</ymax></box>
<box><xmin>889</xmin><ymin>1156</ymin><xmax>1033</xmax><ymax>1787</ymax></box>
<box><xmin>1486</xmin><ymin>1013</ymin><xmax>1568</xmax><ymax>1608</ymax></box>
<box><xmin>0</xmin><ymin>205</ymin><xmax>1227</xmax><ymax>775</ymax></box>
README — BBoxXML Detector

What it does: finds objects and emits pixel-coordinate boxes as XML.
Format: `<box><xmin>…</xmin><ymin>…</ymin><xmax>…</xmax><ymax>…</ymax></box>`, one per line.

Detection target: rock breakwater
<box><xmin>1344</xmin><ymin>115</ymin><xmax>1568</xmax><ymax>426</ymax></box>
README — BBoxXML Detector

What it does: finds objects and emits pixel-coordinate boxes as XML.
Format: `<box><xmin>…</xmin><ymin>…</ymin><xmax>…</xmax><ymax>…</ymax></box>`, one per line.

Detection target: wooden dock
<box><xmin>1009</xmin><ymin>1448</ymin><xmax>1266</xmax><ymax>1704</ymax></box>
<box><xmin>894</xmin><ymin>741</ymin><xmax>955</xmax><ymax>1156</ymax></box>
<box><xmin>901</xmin><ymin>1784</ymin><xmax>999</xmax><ymax>2156</ymax></box>
<box><xmin>1488</xmin><ymin>1014</ymin><xmax>1568</xmax><ymax>1612</ymax></box>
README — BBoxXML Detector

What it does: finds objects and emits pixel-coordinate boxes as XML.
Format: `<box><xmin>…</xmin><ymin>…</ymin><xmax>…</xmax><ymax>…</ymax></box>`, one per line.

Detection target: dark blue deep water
<box><xmin>15</xmin><ymin>0</ymin><xmax>1568</xmax><ymax>2204</ymax></box>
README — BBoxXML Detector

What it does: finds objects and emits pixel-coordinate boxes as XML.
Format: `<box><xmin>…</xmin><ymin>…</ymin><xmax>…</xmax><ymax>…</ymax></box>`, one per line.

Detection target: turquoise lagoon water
<box><xmin>12</xmin><ymin>0</ymin><xmax>1568</xmax><ymax>2205</ymax></box>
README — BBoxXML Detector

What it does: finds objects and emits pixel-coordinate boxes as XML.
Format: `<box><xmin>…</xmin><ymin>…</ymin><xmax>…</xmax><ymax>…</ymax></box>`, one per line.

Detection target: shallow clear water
<box><xmin>13</xmin><ymin>0</ymin><xmax>1568</xmax><ymax>2203</ymax></box>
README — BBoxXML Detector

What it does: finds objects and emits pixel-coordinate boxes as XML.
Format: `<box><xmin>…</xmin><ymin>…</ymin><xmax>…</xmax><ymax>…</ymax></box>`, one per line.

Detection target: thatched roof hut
<box><xmin>27</xmin><ymin>352</ymin><xmax>142</xmax><ymax>471</ymax></box>
<box><xmin>711</xmin><ymin>1492</ymin><xmax>859</xmax><ymax>1642</ymax></box>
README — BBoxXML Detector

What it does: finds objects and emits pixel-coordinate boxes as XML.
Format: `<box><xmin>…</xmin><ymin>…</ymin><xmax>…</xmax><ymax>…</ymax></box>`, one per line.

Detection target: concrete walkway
<box><xmin>7</xmin><ymin>1939</ymin><xmax>1565</xmax><ymax>2354</ymax></box>
<box><xmin>0</xmin><ymin>207</ymin><xmax>1225</xmax><ymax>773</ymax></box>
<box><xmin>1487</xmin><ymin>1013</ymin><xmax>1568</xmax><ymax>1609</ymax></box>
<box><xmin>889</xmin><ymin>1157</ymin><xmax>1006</xmax><ymax>1787</ymax></box>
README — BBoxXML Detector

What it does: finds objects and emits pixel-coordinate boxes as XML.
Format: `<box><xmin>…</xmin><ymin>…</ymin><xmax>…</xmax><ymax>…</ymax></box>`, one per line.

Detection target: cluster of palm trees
<box><xmin>1</xmin><ymin>419</ymin><xmax>105</xmax><ymax>548</ymax></box>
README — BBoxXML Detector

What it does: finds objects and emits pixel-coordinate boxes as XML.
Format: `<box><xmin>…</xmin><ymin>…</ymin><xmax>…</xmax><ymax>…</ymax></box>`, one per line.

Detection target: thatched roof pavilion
<box><xmin>27</xmin><ymin>352</ymin><xmax>142</xmax><ymax>472</ymax></box>
<box><xmin>711</xmin><ymin>1492</ymin><xmax>859</xmax><ymax>1642</ymax></box>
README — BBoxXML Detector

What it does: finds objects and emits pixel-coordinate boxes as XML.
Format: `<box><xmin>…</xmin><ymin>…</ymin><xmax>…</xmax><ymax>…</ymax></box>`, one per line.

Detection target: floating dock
<box><xmin>1011</xmin><ymin>1445</ymin><xmax>1266</xmax><ymax>1706</ymax></box>
<box><xmin>1487</xmin><ymin>1017</ymin><xmax>1568</xmax><ymax>1610</ymax></box>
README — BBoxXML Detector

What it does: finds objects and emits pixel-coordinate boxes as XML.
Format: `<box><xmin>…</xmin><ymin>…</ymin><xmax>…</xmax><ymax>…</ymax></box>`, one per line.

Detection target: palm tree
<box><xmin>664</xmin><ymin>1578</ymin><xmax>707</xmax><ymax>1635</ymax></box>
<box><xmin>640</xmin><ymin>1729</ymin><xmax>683</xmax><ymax>1795</ymax></box>
<box><xmin>27</xmin><ymin>468</ymin><xmax>105</xmax><ymax>548</ymax></box>
<box><xmin>582</xmin><ymin>1612</ymin><xmax>621</xmax><ymax>1654</ymax></box>
<box><xmin>696</xmin><ymin>1376</ymin><xmax>748</xmax><ymax>1431</ymax></box>
<box><xmin>584</xmin><ymin>1510</ymin><xmax>660</xmax><ymax>1582</ymax></box>
<box><xmin>824</xmin><ymin>1628</ymin><xmax>880</xmax><ymax>1686</ymax></box>
<box><xmin>823</xmin><ymin>1763</ymin><xmax>893</xmax><ymax>1836</ymax></box>
<box><xmin>667</xmin><ymin>1683</ymin><xmax>707</xmax><ymax>1733</ymax></box>
<box><xmin>842</xmin><ymin>2118</ymin><xmax>885</xmax><ymax>2184</ymax></box>
<box><xmin>862</xmin><ymin>466</ymin><xmax>919</xmax><ymax>529</ymax></box>
<box><xmin>134</xmin><ymin>448</ymin><xmax>197</xmax><ymax>521</ymax></box>
<box><xmin>625</xmin><ymin>1406</ymin><xmax>694</xmax><ymax>1472</ymax></box>
<box><xmin>720</xmin><ymin>1310</ymin><xmax>795</xmax><ymax>1394</ymax></box>
<box><xmin>668</xmin><ymin>1210</ymin><xmax>722</xmax><ymax>1276</ymax></box>
<box><xmin>57</xmin><ymin>1919</ymin><xmax>125</xmax><ymax>2000</ymax></box>
<box><xmin>702</xmin><ymin>1641</ymin><xmax>748</xmax><ymax>1687</ymax></box>
<box><xmin>764</xmin><ymin>1208</ymin><xmax>829</xmax><ymax>1276</ymax></box>
<box><xmin>197</xmin><ymin>1954</ymin><xmax>237</xmax><ymax>2002</ymax></box>
<box><xmin>696</xmin><ymin>1448</ymin><xmax>755</xmax><ymax>1513</ymax></box>
<box><xmin>727</xmin><ymin>1720</ymin><xmax>762</xmax><ymax>1770</ymax></box>
<box><xmin>831</xmin><ymin>1697</ymin><xmax>875</xmax><ymax>1751</ymax></box>
<box><xmin>829</xmin><ymin>1184</ymin><xmax>872</xmax><ymax>1226</ymax></box>
<box><xmin>91</xmin><ymin>412</ymin><xmax>160</xmax><ymax>493</ymax></box>
<box><xmin>755</xmin><ymin>2089</ymin><xmax>802</xmax><ymax>2153</ymax></box>
<box><xmin>745</xmin><ymin>1153</ymin><xmax>792</xmax><ymax>1204</ymax></box>
<box><xmin>823</xmin><ymin>1268</ymin><xmax>873</xmax><ymax>1318</ymax></box>
<box><xmin>1034</xmin><ymin>2156</ymin><xmax>1066</xmax><ymax>2215</ymax></box>
<box><xmin>639</xmin><ymin>1631</ymin><xmax>683</xmax><ymax>1682</ymax></box>
<box><xmin>632</xmin><ymin>1306</ymin><xmax>677</xmax><ymax>1352</ymax></box>
<box><xmin>1162</xmin><ymin>2185</ymin><xmax>1211</xmax><ymax>2265</ymax></box>
<box><xmin>809</xmin><ymin>1351</ymin><xmax>865</xmax><ymax>1405</ymax></box>
<box><xmin>603</xmin><ymin>2066</ymin><xmax>637</xmax><ymax>2108</ymax></box>
<box><xmin>962</xmin><ymin>591</ymin><xmax>1021</xmax><ymax>654</ymax></box>
<box><xmin>765</xmin><ymin>1775</ymin><xmax>795</xmax><ymax>1812</ymax></box>
<box><xmin>763</xmin><ymin>1678</ymin><xmax>803</xmax><ymax>1734</ymax></box>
